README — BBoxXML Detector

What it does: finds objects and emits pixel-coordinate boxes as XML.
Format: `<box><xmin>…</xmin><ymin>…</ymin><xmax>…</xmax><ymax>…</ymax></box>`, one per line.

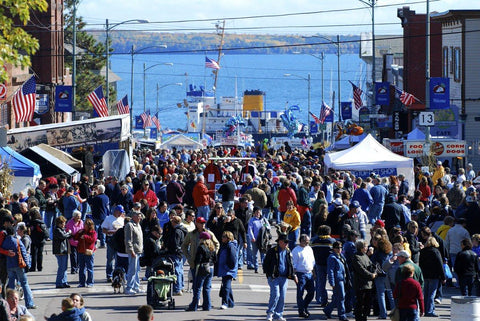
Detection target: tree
<box><xmin>0</xmin><ymin>0</ymin><xmax>48</xmax><ymax>83</ymax></box>
<box><xmin>63</xmin><ymin>0</ymin><xmax>116</xmax><ymax>111</ymax></box>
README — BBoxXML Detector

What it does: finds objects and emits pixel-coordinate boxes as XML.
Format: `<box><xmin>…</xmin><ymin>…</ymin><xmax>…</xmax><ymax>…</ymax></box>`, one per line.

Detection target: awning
<box><xmin>36</xmin><ymin>143</ymin><xmax>83</xmax><ymax>170</ymax></box>
<box><xmin>20</xmin><ymin>146</ymin><xmax>79</xmax><ymax>178</ymax></box>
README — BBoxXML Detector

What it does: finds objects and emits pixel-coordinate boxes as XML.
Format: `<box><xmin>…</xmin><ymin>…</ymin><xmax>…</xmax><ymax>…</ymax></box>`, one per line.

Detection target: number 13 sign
<box><xmin>419</xmin><ymin>111</ymin><xmax>435</xmax><ymax>127</ymax></box>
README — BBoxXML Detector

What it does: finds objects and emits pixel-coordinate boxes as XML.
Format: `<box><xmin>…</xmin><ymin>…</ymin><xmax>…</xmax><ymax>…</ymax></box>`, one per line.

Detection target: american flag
<box><xmin>309</xmin><ymin>111</ymin><xmax>321</xmax><ymax>124</ymax></box>
<box><xmin>349</xmin><ymin>81</ymin><xmax>363</xmax><ymax>110</ymax></box>
<box><xmin>140</xmin><ymin>111</ymin><xmax>152</xmax><ymax>128</ymax></box>
<box><xmin>151</xmin><ymin>113</ymin><xmax>161</xmax><ymax>130</ymax></box>
<box><xmin>319</xmin><ymin>101</ymin><xmax>333</xmax><ymax>124</ymax></box>
<box><xmin>115</xmin><ymin>95</ymin><xmax>129</xmax><ymax>114</ymax></box>
<box><xmin>301</xmin><ymin>137</ymin><xmax>309</xmax><ymax>149</ymax></box>
<box><xmin>87</xmin><ymin>86</ymin><xmax>109</xmax><ymax>117</ymax></box>
<box><xmin>12</xmin><ymin>76</ymin><xmax>36</xmax><ymax>123</ymax></box>
<box><xmin>396</xmin><ymin>87</ymin><xmax>418</xmax><ymax>106</ymax></box>
<box><xmin>205</xmin><ymin>57</ymin><xmax>220</xmax><ymax>70</ymax></box>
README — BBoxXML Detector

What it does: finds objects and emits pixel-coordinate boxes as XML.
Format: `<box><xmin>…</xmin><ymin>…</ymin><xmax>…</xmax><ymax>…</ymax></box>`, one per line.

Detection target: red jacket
<box><xmin>74</xmin><ymin>229</ymin><xmax>97</xmax><ymax>254</ymax></box>
<box><xmin>278</xmin><ymin>187</ymin><xmax>297</xmax><ymax>213</ymax></box>
<box><xmin>133</xmin><ymin>188</ymin><xmax>158</xmax><ymax>208</ymax></box>
<box><xmin>193</xmin><ymin>181</ymin><xmax>210</xmax><ymax>208</ymax></box>
<box><xmin>393</xmin><ymin>277</ymin><xmax>424</xmax><ymax>315</ymax></box>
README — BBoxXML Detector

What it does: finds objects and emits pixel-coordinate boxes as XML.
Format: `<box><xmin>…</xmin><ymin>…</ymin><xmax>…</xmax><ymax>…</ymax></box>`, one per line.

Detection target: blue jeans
<box><xmin>237</xmin><ymin>235</ymin><xmax>244</xmax><ymax>269</ymax></box>
<box><xmin>324</xmin><ymin>280</ymin><xmax>346</xmax><ymax>319</ymax></box>
<box><xmin>45</xmin><ymin>211</ymin><xmax>56</xmax><ymax>229</ymax></box>
<box><xmin>222</xmin><ymin>201</ymin><xmax>234</xmax><ymax>212</ymax></box>
<box><xmin>93</xmin><ymin>218</ymin><xmax>105</xmax><ymax>247</ymax></box>
<box><xmin>78</xmin><ymin>253</ymin><xmax>95</xmax><ymax>286</ymax></box>
<box><xmin>399</xmin><ymin>308</ymin><xmax>419</xmax><ymax>321</ymax></box>
<box><xmin>423</xmin><ymin>278</ymin><xmax>439</xmax><ymax>315</ymax></box>
<box><xmin>197</xmin><ymin>206</ymin><xmax>210</xmax><ymax>221</ymax></box>
<box><xmin>368</xmin><ymin>204</ymin><xmax>383</xmax><ymax>224</ymax></box>
<box><xmin>296</xmin><ymin>272</ymin><xmax>315</xmax><ymax>313</ymax></box>
<box><xmin>126</xmin><ymin>254</ymin><xmax>140</xmax><ymax>292</ymax></box>
<box><xmin>106</xmin><ymin>242</ymin><xmax>116</xmax><ymax>278</ymax></box>
<box><xmin>251</xmin><ymin>240</ymin><xmax>264</xmax><ymax>271</ymax></box>
<box><xmin>375</xmin><ymin>276</ymin><xmax>395</xmax><ymax>318</ymax></box>
<box><xmin>246</xmin><ymin>234</ymin><xmax>254</xmax><ymax>268</ymax></box>
<box><xmin>262</xmin><ymin>208</ymin><xmax>271</xmax><ymax>220</ymax></box>
<box><xmin>81</xmin><ymin>202</ymin><xmax>90</xmax><ymax>221</ymax></box>
<box><xmin>170</xmin><ymin>254</ymin><xmax>184</xmax><ymax>293</ymax></box>
<box><xmin>267</xmin><ymin>276</ymin><xmax>288</xmax><ymax>319</ymax></box>
<box><xmin>315</xmin><ymin>264</ymin><xmax>328</xmax><ymax>304</ymax></box>
<box><xmin>221</xmin><ymin>275</ymin><xmax>234</xmax><ymax>307</ymax></box>
<box><xmin>7</xmin><ymin>267</ymin><xmax>34</xmax><ymax>307</ymax></box>
<box><xmin>288</xmin><ymin>229</ymin><xmax>299</xmax><ymax>250</ymax></box>
<box><xmin>189</xmin><ymin>267</ymin><xmax>213</xmax><ymax>310</ymax></box>
<box><xmin>55</xmin><ymin>255</ymin><xmax>68</xmax><ymax>287</ymax></box>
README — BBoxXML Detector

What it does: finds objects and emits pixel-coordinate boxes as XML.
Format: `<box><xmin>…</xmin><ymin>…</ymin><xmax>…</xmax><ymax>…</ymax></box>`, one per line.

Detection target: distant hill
<box><xmin>92</xmin><ymin>31</ymin><xmax>361</xmax><ymax>55</ymax></box>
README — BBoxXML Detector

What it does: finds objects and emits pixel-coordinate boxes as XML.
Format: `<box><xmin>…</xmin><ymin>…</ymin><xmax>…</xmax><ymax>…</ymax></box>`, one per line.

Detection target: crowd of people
<box><xmin>0</xmin><ymin>143</ymin><xmax>478</xmax><ymax>321</ymax></box>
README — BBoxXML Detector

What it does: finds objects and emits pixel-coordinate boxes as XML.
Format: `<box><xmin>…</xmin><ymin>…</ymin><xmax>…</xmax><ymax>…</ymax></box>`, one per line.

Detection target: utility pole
<box><xmin>72</xmin><ymin>0</ymin><xmax>77</xmax><ymax>120</ymax></box>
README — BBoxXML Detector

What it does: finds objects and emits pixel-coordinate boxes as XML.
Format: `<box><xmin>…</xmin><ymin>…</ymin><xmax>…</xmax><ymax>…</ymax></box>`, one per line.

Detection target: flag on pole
<box><xmin>87</xmin><ymin>86</ymin><xmax>109</xmax><ymax>117</ymax></box>
<box><xmin>396</xmin><ymin>87</ymin><xmax>419</xmax><ymax>106</ymax></box>
<box><xmin>319</xmin><ymin>101</ymin><xmax>333</xmax><ymax>124</ymax></box>
<box><xmin>12</xmin><ymin>76</ymin><xmax>36</xmax><ymax>122</ymax></box>
<box><xmin>115</xmin><ymin>95</ymin><xmax>129</xmax><ymax>114</ymax></box>
<box><xmin>309</xmin><ymin>111</ymin><xmax>321</xmax><ymax>124</ymax></box>
<box><xmin>151</xmin><ymin>113</ymin><xmax>161</xmax><ymax>130</ymax></box>
<box><xmin>349</xmin><ymin>81</ymin><xmax>363</xmax><ymax>110</ymax></box>
<box><xmin>205</xmin><ymin>57</ymin><xmax>220</xmax><ymax>70</ymax></box>
<box><xmin>140</xmin><ymin>111</ymin><xmax>152</xmax><ymax>128</ymax></box>
<box><xmin>301</xmin><ymin>137</ymin><xmax>309</xmax><ymax>149</ymax></box>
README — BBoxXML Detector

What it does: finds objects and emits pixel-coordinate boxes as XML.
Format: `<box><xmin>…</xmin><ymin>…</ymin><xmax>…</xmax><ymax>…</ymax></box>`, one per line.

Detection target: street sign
<box><xmin>419</xmin><ymin>111</ymin><xmax>435</xmax><ymax>126</ymax></box>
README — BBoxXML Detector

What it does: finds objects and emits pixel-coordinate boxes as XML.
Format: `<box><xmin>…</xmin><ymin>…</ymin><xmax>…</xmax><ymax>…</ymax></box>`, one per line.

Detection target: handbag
<box><xmin>444</xmin><ymin>263</ymin><xmax>453</xmax><ymax>279</ymax></box>
<box><xmin>196</xmin><ymin>263</ymin><xmax>211</xmax><ymax>277</ymax></box>
<box><xmin>17</xmin><ymin>238</ymin><xmax>27</xmax><ymax>268</ymax></box>
<box><xmin>389</xmin><ymin>307</ymin><xmax>400</xmax><ymax>321</ymax></box>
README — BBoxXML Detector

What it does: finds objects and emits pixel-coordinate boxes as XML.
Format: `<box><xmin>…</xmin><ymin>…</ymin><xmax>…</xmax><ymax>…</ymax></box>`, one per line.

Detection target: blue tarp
<box><xmin>407</xmin><ymin>128</ymin><xmax>425</xmax><ymax>140</ymax></box>
<box><xmin>0</xmin><ymin>147</ymin><xmax>40</xmax><ymax>177</ymax></box>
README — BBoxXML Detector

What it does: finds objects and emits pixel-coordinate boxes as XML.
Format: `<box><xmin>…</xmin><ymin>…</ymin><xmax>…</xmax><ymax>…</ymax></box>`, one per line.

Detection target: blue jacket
<box><xmin>63</xmin><ymin>195</ymin><xmax>79</xmax><ymax>220</ymax></box>
<box><xmin>327</xmin><ymin>252</ymin><xmax>346</xmax><ymax>287</ymax></box>
<box><xmin>352</xmin><ymin>188</ymin><xmax>373</xmax><ymax>212</ymax></box>
<box><xmin>47</xmin><ymin>307</ymin><xmax>85</xmax><ymax>321</ymax></box>
<box><xmin>217</xmin><ymin>240</ymin><xmax>238</xmax><ymax>278</ymax></box>
<box><xmin>2</xmin><ymin>235</ymin><xmax>30</xmax><ymax>269</ymax></box>
<box><xmin>89</xmin><ymin>193</ymin><xmax>110</xmax><ymax>221</ymax></box>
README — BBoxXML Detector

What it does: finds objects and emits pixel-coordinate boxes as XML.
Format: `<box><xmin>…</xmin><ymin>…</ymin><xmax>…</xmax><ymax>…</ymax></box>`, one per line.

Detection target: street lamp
<box><xmin>156</xmin><ymin>83</ymin><xmax>183</xmax><ymax>115</ymax></box>
<box><xmin>130</xmin><ymin>44</ymin><xmax>167</xmax><ymax>134</ymax></box>
<box><xmin>143</xmin><ymin>62</ymin><xmax>174</xmax><ymax>137</ymax></box>
<box><xmin>105</xmin><ymin>18</ymin><xmax>148</xmax><ymax>112</ymax></box>
<box><xmin>305</xmin><ymin>35</ymin><xmax>341</xmax><ymax>122</ymax></box>
<box><xmin>284</xmin><ymin>73</ymin><xmax>311</xmax><ymax>136</ymax></box>
<box><xmin>359</xmin><ymin>0</ymin><xmax>377</xmax><ymax>106</ymax></box>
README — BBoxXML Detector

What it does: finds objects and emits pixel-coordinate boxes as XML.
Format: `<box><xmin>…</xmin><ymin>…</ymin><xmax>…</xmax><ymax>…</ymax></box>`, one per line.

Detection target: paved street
<box><xmin>24</xmin><ymin>242</ymin><xmax>455</xmax><ymax>321</ymax></box>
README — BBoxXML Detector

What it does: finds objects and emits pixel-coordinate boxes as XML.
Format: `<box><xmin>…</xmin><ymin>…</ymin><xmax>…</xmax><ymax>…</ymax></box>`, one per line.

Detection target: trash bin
<box><xmin>451</xmin><ymin>296</ymin><xmax>480</xmax><ymax>320</ymax></box>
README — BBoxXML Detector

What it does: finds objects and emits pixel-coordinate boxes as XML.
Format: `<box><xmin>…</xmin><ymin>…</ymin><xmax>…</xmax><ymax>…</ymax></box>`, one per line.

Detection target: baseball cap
<box><xmin>276</xmin><ymin>234</ymin><xmax>288</xmax><ymax>243</ymax></box>
<box><xmin>375</xmin><ymin>219</ymin><xmax>385</xmax><ymax>228</ymax></box>
<box><xmin>397</xmin><ymin>250</ymin><xmax>410</xmax><ymax>258</ymax></box>
<box><xmin>114</xmin><ymin>205</ymin><xmax>125</xmax><ymax>213</ymax></box>
<box><xmin>333</xmin><ymin>198</ymin><xmax>343</xmax><ymax>206</ymax></box>
<box><xmin>133</xmin><ymin>202</ymin><xmax>141</xmax><ymax>209</ymax></box>
<box><xmin>350</xmin><ymin>200</ymin><xmax>361</xmax><ymax>208</ymax></box>
<box><xmin>196</xmin><ymin>217</ymin><xmax>207</xmax><ymax>224</ymax></box>
<box><xmin>437</xmin><ymin>161</ymin><xmax>442</xmax><ymax>166</ymax></box>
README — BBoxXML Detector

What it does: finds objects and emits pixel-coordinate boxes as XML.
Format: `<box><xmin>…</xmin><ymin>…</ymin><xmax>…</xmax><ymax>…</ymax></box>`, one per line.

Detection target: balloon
<box><xmin>281</xmin><ymin>105</ymin><xmax>303</xmax><ymax>138</ymax></box>
<box><xmin>223</xmin><ymin>115</ymin><xmax>246</xmax><ymax>137</ymax></box>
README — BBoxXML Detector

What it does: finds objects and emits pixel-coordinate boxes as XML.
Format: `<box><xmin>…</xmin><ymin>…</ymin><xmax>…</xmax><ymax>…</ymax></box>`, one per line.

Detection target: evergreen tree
<box><xmin>64</xmin><ymin>0</ymin><xmax>116</xmax><ymax>112</ymax></box>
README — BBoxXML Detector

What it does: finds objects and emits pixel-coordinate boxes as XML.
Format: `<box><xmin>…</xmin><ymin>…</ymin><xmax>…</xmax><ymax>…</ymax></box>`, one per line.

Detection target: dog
<box><xmin>111</xmin><ymin>267</ymin><xmax>126</xmax><ymax>294</ymax></box>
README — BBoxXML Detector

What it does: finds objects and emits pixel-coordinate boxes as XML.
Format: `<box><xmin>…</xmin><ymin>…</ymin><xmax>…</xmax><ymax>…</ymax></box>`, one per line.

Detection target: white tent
<box><xmin>159</xmin><ymin>134</ymin><xmax>203</xmax><ymax>151</ymax></box>
<box><xmin>324</xmin><ymin>134</ymin><xmax>414</xmax><ymax>195</ymax></box>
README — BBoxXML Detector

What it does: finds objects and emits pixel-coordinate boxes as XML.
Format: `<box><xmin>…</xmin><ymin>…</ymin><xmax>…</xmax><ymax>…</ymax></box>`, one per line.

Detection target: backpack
<box><xmin>111</xmin><ymin>227</ymin><xmax>126</xmax><ymax>253</ymax></box>
<box><xmin>256</xmin><ymin>218</ymin><xmax>272</xmax><ymax>253</ymax></box>
<box><xmin>57</xmin><ymin>195</ymin><xmax>66</xmax><ymax>214</ymax></box>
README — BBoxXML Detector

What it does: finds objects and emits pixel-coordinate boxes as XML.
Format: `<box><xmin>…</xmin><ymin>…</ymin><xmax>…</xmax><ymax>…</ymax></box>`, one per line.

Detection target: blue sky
<box><xmin>77</xmin><ymin>0</ymin><xmax>479</xmax><ymax>35</ymax></box>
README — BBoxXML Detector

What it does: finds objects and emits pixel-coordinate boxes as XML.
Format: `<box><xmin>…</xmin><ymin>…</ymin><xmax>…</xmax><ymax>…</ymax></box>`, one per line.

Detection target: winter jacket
<box><xmin>124</xmin><ymin>220</ymin><xmax>143</xmax><ymax>255</ymax></box>
<box><xmin>311</xmin><ymin>235</ymin><xmax>335</xmax><ymax>266</ymax></box>
<box><xmin>327</xmin><ymin>252</ymin><xmax>347</xmax><ymax>287</ymax></box>
<box><xmin>263</xmin><ymin>245</ymin><xmax>294</xmax><ymax>279</ymax></box>
<box><xmin>351</xmin><ymin>251</ymin><xmax>376</xmax><ymax>290</ymax></box>
<box><xmin>30</xmin><ymin>219</ymin><xmax>49</xmax><ymax>245</ymax></box>
<box><xmin>193</xmin><ymin>181</ymin><xmax>210</xmax><ymax>208</ymax></box>
<box><xmin>419</xmin><ymin>246</ymin><xmax>445</xmax><ymax>280</ymax></box>
<box><xmin>277</xmin><ymin>187</ymin><xmax>297</xmax><ymax>213</ymax></box>
<box><xmin>283</xmin><ymin>208</ymin><xmax>301</xmax><ymax>231</ymax></box>
<box><xmin>216</xmin><ymin>240</ymin><xmax>238</xmax><ymax>278</ymax></box>
<box><xmin>445</xmin><ymin>224</ymin><xmax>470</xmax><ymax>255</ymax></box>
<box><xmin>74</xmin><ymin>229</ymin><xmax>97</xmax><ymax>255</ymax></box>
<box><xmin>182</xmin><ymin>229</ymin><xmax>219</xmax><ymax>267</ymax></box>
<box><xmin>2</xmin><ymin>235</ymin><xmax>30</xmax><ymax>269</ymax></box>
<box><xmin>53</xmin><ymin>227</ymin><xmax>71</xmax><ymax>255</ymax></box>
<box><xmin>454</xmin><ymin>249</ymin><xmax>479</xmax><ymax>278</ymax></box>
<box><xmin>143</xmin><ymin>233</ymin><xmax>163</xmax><ymax>267</ymax></box>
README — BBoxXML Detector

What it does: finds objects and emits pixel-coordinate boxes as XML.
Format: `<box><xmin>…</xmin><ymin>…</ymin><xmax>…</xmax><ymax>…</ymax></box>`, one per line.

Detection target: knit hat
<box><xmin>199</xmin><ymin>232</ymin><xmax>211</xmax><ymax>240</ymax></box>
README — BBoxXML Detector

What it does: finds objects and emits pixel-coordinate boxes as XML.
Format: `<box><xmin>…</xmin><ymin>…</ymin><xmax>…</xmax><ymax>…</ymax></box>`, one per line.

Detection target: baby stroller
<box><xmin>146</xmin><ymin>256</ymin><xmax>177</xmax><ymax>309</ymax></box>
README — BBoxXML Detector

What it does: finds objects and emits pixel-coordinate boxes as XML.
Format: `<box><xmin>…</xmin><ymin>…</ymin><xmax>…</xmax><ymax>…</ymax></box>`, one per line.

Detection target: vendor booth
<box><xmin>0</xmin><ymin>146</ymin><xmax>41</xmax><ymax>193</ymax></box>
<box><xmin>159</xmin><ymin>134</ymin><xmax>203</xmax><ymax>151</ymax></box>
<box><xmin>324</xmin><ymin>134</ymin><xmax>415</xmax><ymax>195</ymax></box>
<box><xmin>35</xmin><ymin>143</ymin><xmax>83</xmax><ymax>170</ymax></box>
<box><xmin>20</xmin><ymin>146</ymin><xmax>79</xmax><ymax>182</ymax></box>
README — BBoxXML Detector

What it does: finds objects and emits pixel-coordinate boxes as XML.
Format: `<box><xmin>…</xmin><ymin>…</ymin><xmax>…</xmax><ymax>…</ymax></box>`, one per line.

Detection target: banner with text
<box><xmin>405</xmin><ymin>140</ymin><xmax>466</xmax><ymax>158</ymax></box>
<box><xmin>351</xmin><ymin>168</ymin><xmax>397</xmax><ymax>179</ymax></box>
<box><xmin>341</xmin><ymin>102</ymin><xmax>352</xmax><ymax>120</ymax></box>
<box><xmin>430</xmin><ymin>77</ymin><xmax>450</xmax><ymax>109</ymax></box>
<box><xmin>54</xmin><ymin>86</ymin><xmax>72</xmax><ymax>112</ymax></box>
<box><xmin>375</xmin><ymin>82</ymin><xmax>390</xmax><ymax>105</ymax></box>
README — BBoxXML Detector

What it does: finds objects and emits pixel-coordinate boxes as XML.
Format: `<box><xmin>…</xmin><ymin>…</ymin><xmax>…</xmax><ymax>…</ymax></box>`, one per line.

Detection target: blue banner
<box><xmin>351</xmin><ymin>168</ymin><xmax>397</xmax><ymax>179</ymax></box>
<box><xmin>375</xmin><ymin>82</ymin><xmax>390</xmax><ymax>105</ymax></box>
<box><xmin>54</xmin><ymin>85</ymin><xmax>72</xmax><ymax>112</ymax></box>
<box><xmin>341</xmin><ymin>102</ymin><xmax>352</xmax><ymax>120</ymax></box>
<box><xmin>135</xmin><ymin>116</ymin><xmax>144</xmax><ymax>129</ymax></box>
<box><xmin>150</xmin><ymin>128</ymin><xmax>158</xmax><ymax>139</ymax></box>
<box><xmin>430</xmin><ymin>77</ymin><xmax>450</xmax><ymax>109</ymax></box>
<box><xmin>310</xmin><ymin>121</ymin><xmax>318</xmax><ymax>134</ymax></box>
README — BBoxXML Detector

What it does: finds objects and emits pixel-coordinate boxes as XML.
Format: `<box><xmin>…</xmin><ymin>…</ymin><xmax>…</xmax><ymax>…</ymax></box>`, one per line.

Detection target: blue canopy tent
<box><xmin>0</xmin><ymin>147</ymin><xmax>41</xmax><ymax>193</ymax></box>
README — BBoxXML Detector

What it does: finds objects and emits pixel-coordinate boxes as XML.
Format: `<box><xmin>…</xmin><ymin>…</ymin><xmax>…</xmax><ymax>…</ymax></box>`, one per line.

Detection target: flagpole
<box><xmin>425</xmin><ymin>0</ymin><xmax>431</xmax><ymax>150</ymax></box>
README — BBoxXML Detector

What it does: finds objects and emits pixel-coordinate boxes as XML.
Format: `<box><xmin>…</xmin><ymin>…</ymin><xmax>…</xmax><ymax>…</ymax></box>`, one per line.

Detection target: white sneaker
<box><xmin>434</xmin><ymin>298</ymin><xmax>441</xmax><ymax>304</ymax></box>
<box><xmin>266</xmin><ymin>312</ymin><xmax>273</xmax><ymax>321</ymax></box>
<box><xmin>221</xmin><ymin>304</ymin><xmax>228</xmax><ymax>310</ymax></box>
<box><xmin>273</xmin><ymin>317</ymin><xmax>287</xmax><ymax>321</ymax></box>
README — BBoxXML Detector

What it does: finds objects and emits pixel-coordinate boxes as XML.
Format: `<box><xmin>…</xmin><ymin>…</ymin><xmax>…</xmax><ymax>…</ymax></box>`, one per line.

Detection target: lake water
<box><xmin>111</xmin><ymin>53</ymin><xmax>367</xmax><ymax>130</ymax></box>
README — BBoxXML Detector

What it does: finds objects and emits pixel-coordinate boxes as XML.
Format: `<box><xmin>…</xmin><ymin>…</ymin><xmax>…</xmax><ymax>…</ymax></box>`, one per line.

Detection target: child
<box><xmin>472</xmin><ymin>234</ymin><xmax>480</xmax><ymax>257</ymax></box>
<box><xmin>46</xmin><ymin>298</ymin><xmax>85</xmax><ymax>321</ymax></box>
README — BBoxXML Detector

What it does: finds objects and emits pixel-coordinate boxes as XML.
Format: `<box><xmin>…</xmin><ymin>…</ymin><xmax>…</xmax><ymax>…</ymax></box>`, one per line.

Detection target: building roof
<box><xmin>431</xmin><ymin>10</ymin><xmax>480</xmax><ymax>21</ymax></box>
